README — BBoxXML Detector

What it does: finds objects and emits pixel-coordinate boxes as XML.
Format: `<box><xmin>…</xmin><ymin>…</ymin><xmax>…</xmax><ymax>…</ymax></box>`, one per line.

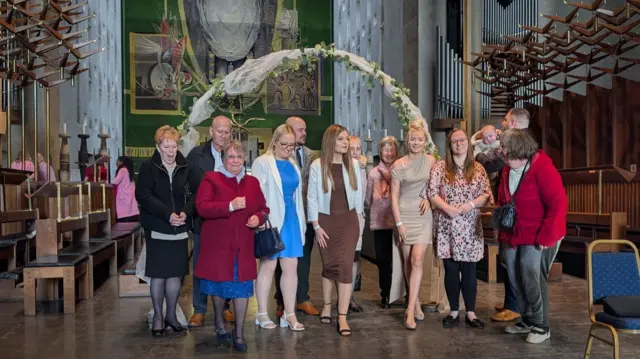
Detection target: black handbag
<box><xmin>493</xmin><ymin>160</ymin><xmax>529</xmax><ymax>231</ymax></box>
<box><xmin>254</xmin><ymin>213</ymin><xmax>285</xmax><ymax>258</ymax></box>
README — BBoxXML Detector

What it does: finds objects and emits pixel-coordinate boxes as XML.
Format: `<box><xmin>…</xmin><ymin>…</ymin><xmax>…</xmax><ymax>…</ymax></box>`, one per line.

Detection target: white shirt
<box><xmin>211</xmin><ymin>144</ymin><xmax>223</xmax><ymax>172</ymax></box>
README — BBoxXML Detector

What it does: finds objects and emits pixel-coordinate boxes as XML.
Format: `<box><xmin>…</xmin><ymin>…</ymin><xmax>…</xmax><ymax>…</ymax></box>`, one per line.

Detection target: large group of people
<box><xmin>131</xmin><ymin>108</ymin><xmax>567</xmax><ymax>351</ymax></box>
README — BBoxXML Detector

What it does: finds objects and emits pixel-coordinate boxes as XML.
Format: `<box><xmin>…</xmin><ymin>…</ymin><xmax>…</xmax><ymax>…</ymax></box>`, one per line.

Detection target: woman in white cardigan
<box><xmin>308</xmin><ymin>124</ymin><xmax>363</xmax><ymax>336</ymax></box>
<box><xmin>251</xmin><ymin>124</ymin><xmax>306</xmax><ymax>332</ymax></box>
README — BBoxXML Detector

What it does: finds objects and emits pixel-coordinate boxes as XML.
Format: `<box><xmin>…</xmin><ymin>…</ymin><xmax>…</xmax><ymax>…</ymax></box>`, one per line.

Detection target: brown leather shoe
<box><xmin>275</xmin><ymin>304</ymin><xmax>284</xmax><ymax>319</ymax></box>
<box><xmin>188</xmin><ymin>313</ymin><xmax>205</xmax><ymax>327</ymax></box>
<box><xmin>224</xmin><ymin>309</ymin><xmax>235</xmax><ymax>322</ymax></box>
<box><xmin>491</xmin><ymin>309</ymin><xmax>520</xmax><ymax>322</ymax></box>
<box><xmin>296</xmin><ymin>301</ymin><xmax>320</xmax><ymax>316</ymax></box>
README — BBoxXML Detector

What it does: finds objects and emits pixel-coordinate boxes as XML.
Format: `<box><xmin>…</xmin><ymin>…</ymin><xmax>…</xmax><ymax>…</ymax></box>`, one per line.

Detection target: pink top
<box><xmin>365</xmin><ymin>162</ymin><xmax>394</xmax><ymax>230</ymax></box>
<box><xmin>112</xmin><ymin>167</ymin><xmax>139</xmax><ymax>219</ymax></box>
<box><xmin>10</xmin><ymin>160</ymin><xmax>35</xmax><ymax>179</ymax></box>
<box><xmin>38</xmin><ymin>162</ymin><xmax>56</xmax><ymax>182</ymax></box>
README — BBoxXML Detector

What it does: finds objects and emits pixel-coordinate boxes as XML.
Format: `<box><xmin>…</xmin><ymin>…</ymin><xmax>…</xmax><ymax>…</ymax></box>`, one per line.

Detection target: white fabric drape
<box><xmin>196</xmin><ymin>0</ymin><xmax>262</xmax><ymax>61</ymax></box>
<box><xmin>181</xmin><ymin>48</ymin><xmax>436</xmax><ymax>156</ymax></box>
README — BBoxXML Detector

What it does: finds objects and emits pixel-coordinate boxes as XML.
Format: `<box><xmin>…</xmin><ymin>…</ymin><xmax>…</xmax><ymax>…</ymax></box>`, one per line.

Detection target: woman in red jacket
<box><xmin>195</xmin><ymin>140</ymin><xmax>269</xmax><ymax>352</ymax></box>
<box><xmin>497</xmin><ymin>129</ymin><xmax>567</xmax><ymax>345</ymax></box>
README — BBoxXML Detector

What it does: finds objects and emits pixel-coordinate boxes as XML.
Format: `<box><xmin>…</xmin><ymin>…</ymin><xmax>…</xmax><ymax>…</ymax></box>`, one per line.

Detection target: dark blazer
<box><xmin>135</xmin><ymin>150</ymin><xmax>200</xmax><ymax>235</ymax></box>
<box><xmin>186</xmin><ymin>139</ymin><xmax>218</xmax><ymax>233</ymax></box>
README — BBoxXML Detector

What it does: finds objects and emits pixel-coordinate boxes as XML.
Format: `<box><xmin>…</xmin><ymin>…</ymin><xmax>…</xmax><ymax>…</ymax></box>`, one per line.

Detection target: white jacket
<box><xmin>251</xmin><ymin>155</ymin><xmax>306</xmax><ymax>245</ymax></box>
<box><xmin>307</xmin><ymin>158</ymin><xmax>363</xmax><ymax>222</ymax></box>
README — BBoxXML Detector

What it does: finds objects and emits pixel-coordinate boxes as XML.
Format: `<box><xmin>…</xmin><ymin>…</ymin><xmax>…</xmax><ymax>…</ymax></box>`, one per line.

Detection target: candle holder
<box><xmin>365</xmin><ymin>137</ymin><xmax>374</xmax><ymax>173</ymax></box>
<box><xmin>58</xmin><ymin>132</ymin><xmax>71</xmax><ymax>182</ymax></box>
<box><xmin>98</xmin><ymin>132</ymin><xmax>110</xmax><ymax>182</ymax></box>
<box><xmin>77</xmin><ymin>133</ymin><xmax>90</xmax><ymax>180</ymax></box>
<box><xmin>398</xmin><ymin>139</ymin><xmax>406</xmax><ymax>156</ymax></box>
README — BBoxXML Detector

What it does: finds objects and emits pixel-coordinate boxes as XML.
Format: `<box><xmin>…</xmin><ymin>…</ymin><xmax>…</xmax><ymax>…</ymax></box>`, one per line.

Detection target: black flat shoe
<box><xmin>151</xmin><ymin>328</ymin><xmax>164</xmax><ymax>337</ymax></box>
<box><xmin>381</xmin><ymin>297</ymin><xmax>391</xmax><ymax>309</ymax></box>
<box><xmin>216</xmin><ymin>328</ymin><xmax>232</xmax><ymax>347</ymax></box>
<box><xmin>232</xmin><ymin>329</ymin><xmax>247</xmax><ymax>352</ymax></box>
<box><xmin>164</xmin><ymin>320</ymin><xmax>186</xmax><ymax>333</ymax></box>
<box><xmin>466</xmin><ymin>317</ymin><xmax>485</xmax><ymax>329</ymax></box>
<box><xmin>442</xmin><ymin>315</ymin><xmax>460</xmax><ymax>328</ymax></box>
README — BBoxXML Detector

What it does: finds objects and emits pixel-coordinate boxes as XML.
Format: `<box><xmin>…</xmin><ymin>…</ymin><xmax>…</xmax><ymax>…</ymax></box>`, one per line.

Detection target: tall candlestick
<box><xmin>384</xmin><ymin>129</ymin><xmax>387</xmax><ymax>137</ymax></box>
<box><xmin>367</xmin><ymin>128</ymin><xmax>371</xmax><ymax>139</ymax></box>
<box><xmin>63</xmin><ymin>123</ymin><xmax>67</xmax><ymax>133</ymax></box>
<box><xmin>400</xmin><ymin>130</ymin><xmax>404</xmax><ymax>140</ymax></box>
<box><xmin>82</xmin><ymin>121</ymin><xmax>86</xmax><ymax>134</ymax></box>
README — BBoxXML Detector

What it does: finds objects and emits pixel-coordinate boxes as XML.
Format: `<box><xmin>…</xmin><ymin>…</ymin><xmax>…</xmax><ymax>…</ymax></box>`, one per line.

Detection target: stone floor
<box><xmin>1</xmin><ymin>252</ymin><xmax>639</xmax><ymax>359</ymax></box>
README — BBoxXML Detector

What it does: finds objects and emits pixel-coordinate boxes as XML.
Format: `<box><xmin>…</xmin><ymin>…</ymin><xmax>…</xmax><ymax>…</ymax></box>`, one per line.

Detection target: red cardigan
<box><xmin>195</xmin><ymin>172</ymin><xmax>269</xmax><ymax>282</ymax></box>
<box><xmin>497</xmin><ymin>150</ymin><xmax>567</xmax><ymax>247</ymax></box>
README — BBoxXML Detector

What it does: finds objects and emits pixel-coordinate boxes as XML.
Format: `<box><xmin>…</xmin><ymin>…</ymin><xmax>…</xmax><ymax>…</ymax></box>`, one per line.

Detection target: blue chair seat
<box><xmin>595</xmin><ymin>312</ymin><xmax>640</xmax><ymax>330</ymax></box>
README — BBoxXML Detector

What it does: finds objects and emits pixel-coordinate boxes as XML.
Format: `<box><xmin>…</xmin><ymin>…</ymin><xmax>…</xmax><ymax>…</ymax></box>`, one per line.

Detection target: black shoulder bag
<box><xmin>492</xmin><ymin>160</ymin><xmax>529</xmax><ymax>231</ymax></box>
<box><xmin>254</xmin><ymin>213</ymin><xmax>285</xmax><ymax>258</ymax></box>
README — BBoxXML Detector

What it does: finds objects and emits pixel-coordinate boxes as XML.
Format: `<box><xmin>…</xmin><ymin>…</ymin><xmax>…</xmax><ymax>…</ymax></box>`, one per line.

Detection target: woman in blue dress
<box><xmin>252</xmin><ymin>124</ymin><xmax>306</xmax><ymax>331</ymax></box>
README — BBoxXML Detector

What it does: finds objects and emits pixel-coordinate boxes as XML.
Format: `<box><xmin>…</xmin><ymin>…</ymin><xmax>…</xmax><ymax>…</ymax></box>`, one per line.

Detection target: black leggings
<box><xmin>373</xmin><ymin>229</ymin><xmax>394</xmax><ymax>298</ymax></box>
<box><xmin>443</xmin><ymin>259</ymin><xmax>477</xmax><ymax>313</ymax></box>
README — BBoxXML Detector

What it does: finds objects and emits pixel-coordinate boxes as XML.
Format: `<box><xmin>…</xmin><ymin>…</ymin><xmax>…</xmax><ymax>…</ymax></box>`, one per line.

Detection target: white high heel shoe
<box><xmin>280</xmin><ymin>312</ymin><xmax>305</xmax><ymax>331</ymax></box>
<box><xmin>255</xmin><ymin>313</ymin><xmax>277</xmax><ymax>329</ymax></box>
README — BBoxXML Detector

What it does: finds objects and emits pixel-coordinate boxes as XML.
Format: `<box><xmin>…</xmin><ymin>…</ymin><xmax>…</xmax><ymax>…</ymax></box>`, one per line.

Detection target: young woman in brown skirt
<box><xmin>307</xmin><ymin>125</ymin><xmax>363</xmax><ymax>336</ymax></box>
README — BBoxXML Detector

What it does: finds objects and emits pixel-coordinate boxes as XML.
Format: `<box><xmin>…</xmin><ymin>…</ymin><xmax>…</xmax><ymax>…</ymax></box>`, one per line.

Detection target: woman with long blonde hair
<box><xmin>390</xmin><ymin>119</ymin><xmax>437</xmax><ymax>330</ymax></box>
<box><xmin>307</xmin><ymin>124</ymin><xmax>363</xmax><ymax>336</ymax></box>
<box><xmin>251</xmin><ymin>124</ymin><xmax>306</xmax><ymax>331</ymax></box>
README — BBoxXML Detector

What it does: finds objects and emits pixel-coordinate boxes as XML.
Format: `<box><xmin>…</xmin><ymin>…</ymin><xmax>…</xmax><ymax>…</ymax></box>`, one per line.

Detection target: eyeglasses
<box><xmin>451</xmin><ymin>138</ymin><xmax>467</xmax><ymax>145</ymax></box>
<box><xmin>279</xmin><ymin>142</ymin><xmax>295</xmax><ymax>149</ymax></box>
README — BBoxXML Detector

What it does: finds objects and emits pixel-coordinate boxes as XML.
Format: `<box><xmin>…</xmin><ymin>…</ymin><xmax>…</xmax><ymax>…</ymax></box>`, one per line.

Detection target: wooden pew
<box><xmin>0</xmin><ymin>209</ymin><xmax>39</xmax><ymax>301</ymax></box>
<box><xmin>478</xmin><ymin>209</ymin><xmax>563</xmax><ymax>283</ymax></box>
<box><xmin>116</xmin><ymin>223</ymin><xmax>147</xmax><ymax>298</ymax></box>
<box><xmin>557</xmin><ymin>211</ymin><xmax>627</xmax><ymax>278</ymax></box>
<box><xmin>23</xmin><ymin>217</ymin><xmax>92</xmax><ymax>315</ymax></box>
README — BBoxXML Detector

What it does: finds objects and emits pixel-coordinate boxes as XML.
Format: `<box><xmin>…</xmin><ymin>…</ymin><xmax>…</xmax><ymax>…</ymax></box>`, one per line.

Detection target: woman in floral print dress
<box><xmin>425</xmin><ymin>128</ymin><xmax>492</xmax><ymax>330</ymax></box>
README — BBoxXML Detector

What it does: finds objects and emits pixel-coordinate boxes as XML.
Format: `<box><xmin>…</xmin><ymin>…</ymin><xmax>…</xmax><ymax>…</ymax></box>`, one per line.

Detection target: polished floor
<box><xmin>1</xmin><ymin>251</ymin><xmax>639</xmax><ymax>359</ymax></box>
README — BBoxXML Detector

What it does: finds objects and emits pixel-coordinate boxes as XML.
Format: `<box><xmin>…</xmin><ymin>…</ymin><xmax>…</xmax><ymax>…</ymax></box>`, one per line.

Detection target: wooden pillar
<box><xmin>463</xmin><ymin>0</ymin><xmax>482</xmax><ymax>134</ymax></box>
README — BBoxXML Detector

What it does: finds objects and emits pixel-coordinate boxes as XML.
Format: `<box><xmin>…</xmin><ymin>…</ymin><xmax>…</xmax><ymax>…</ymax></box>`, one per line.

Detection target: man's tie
<box><xmin>296</xmin><ymin>148</ymin><xmax>303</xmax><ymax>168</ymax></box>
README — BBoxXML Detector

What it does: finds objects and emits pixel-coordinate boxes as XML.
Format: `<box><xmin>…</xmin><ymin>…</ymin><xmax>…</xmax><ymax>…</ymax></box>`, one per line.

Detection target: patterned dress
<box><xmin>427</xmin><ymin>161</ymin><xmax>492</xmax><ymax>262</ymax></box>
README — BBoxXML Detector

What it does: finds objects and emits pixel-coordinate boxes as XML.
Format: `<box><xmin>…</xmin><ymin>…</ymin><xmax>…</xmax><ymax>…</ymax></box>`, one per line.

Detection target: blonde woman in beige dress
<box><xmin>390</xmin><ymin>119</ymin><xmax>437</xmax><ymax>330</ymax></box>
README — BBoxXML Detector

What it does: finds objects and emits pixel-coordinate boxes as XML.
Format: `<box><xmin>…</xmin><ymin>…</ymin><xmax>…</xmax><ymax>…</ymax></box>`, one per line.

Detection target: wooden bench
<box><xmin>0</xmin><ymin>209</ymin><xmax>39</xmax><ymax>301</ymax></box>
<box><xmin>557</xmin><ymin>212</ymin><xmax>627</xmax><ymax>278</ymax></box>
<box><xmin>23</xmin><ymin>216</ymin><xmax>92</xmax><ymax>315</ymax></box>
<box><xmin>23</xmin><ymin>254</ymin><xmax>90</xmax><ymax>315</ymax></box>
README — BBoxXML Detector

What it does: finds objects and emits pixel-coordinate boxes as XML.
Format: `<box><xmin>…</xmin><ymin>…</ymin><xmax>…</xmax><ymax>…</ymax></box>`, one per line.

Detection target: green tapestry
<box><xmin>122</xmin><ymin>0</ymin><xmax>333</xmax><ymax>162</ymax></box>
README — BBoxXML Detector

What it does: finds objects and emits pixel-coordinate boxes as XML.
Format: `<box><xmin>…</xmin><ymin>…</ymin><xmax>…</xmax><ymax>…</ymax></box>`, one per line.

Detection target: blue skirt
<box><xmin>200</xmin><ymin>256</ymin><xmax>253</xmax><ymax>299</ymax></box>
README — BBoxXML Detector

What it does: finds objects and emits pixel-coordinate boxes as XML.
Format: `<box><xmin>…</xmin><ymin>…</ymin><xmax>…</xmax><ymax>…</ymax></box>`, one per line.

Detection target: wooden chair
<box><xmin>584</xmin><ymin>240</ymin><xmax>640</xmax><ymax>359</ymax></box>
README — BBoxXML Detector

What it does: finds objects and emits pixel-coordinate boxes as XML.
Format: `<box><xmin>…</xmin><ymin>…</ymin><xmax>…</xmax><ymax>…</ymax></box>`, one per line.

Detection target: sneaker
<box><xmin>505</xmin><ymin>322</ymin><xmax>532</xmax><ymax>334</ymax></box>
<box><xmin>526</xmin><ymin>327</ymin><xmax>551</xmax><ymax>344</ymax></box>
<box><xmin>491</xmin><ymin>309</ymin><xmax>521</xmax><ymax>322</ymax></box>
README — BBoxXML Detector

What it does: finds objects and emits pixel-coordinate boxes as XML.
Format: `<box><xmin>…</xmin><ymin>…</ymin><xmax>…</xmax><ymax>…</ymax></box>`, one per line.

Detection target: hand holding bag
<box><xmin>493</xmin><ymin>160</ymin><xmax>529</xmax><ymax>231</ymax></box>
<box><xmin>254</xmin><ymin>213</ymin><xmax>285</xmax><ymax>258</ymax></box>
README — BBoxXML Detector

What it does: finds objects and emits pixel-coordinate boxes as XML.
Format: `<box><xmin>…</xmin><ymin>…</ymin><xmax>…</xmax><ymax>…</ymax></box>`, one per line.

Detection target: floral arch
<box><xmin>178</xmin><ymin>43</ymin><xmax>438</xmax><ymax>158</ymax></box>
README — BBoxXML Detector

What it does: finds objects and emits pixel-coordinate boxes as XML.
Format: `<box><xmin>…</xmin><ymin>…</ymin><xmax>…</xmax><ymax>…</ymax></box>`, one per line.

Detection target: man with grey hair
<box><xmin>273</xmin><ymin>116</ymin><xmax>320</xmax><ymax>317</ymax></box>
<box><xmin>504</xmin><ymin>108</ymin><xmax>530</xmax><ymax>130</ymax></box>
<box><xmin>186</xmin><ymin>115</ymin><xmax>235</xmax><ymax>327</ymax></box>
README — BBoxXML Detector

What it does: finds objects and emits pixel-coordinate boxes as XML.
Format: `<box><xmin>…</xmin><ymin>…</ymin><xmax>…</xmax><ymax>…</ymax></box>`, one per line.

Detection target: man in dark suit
<box><xmin>476</xmin><ymin>108</ymin><xmax>530</xmax><ymax>323</ymax></box>
<box><xmin>186</xmin><ymin>115</ymin><xmax>235</xmax><ymax>327</ymax></box>
<box><xmin>274</xmin><ymin>116</ymin><xmax>320</xmax><ymax>317</ymax></box>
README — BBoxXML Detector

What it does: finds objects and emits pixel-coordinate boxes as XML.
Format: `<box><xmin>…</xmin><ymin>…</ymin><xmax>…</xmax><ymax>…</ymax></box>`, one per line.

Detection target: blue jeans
<box><xmin>504</xmin><ymin>241</ymin><xmax>561</xmax><ymax>331</ymax></box>
<box><xmin>499</xmin><ymin>243</ymin><xmax>519</xmax><ymax>312</ymax></box>
<box><xmin>192</xmin><ymin>233</ymin><xmax>209</xmax><ymax>314</ymax></box>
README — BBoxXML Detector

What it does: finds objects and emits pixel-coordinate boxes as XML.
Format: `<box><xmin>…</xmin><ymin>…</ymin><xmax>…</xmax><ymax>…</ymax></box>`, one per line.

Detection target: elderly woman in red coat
<box><xmin>497</xmin><ymin>129</ymin><xmax>567</xmax><ymax>345</ymax></box>
<box><xmin>195</xmin><ymin>140</ymin><xmax>269</xmax><ymax>352</ymax></box>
